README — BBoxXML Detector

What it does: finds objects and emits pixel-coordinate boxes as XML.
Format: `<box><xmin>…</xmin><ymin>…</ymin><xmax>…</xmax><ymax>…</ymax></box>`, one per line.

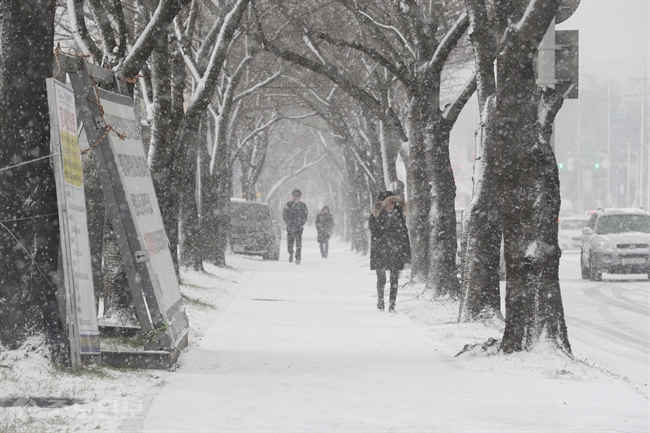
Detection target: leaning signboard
<box><xmin>81</xmin><ymin>88</ymin><xmax>188</xmax><ymax>350</ymax></box>
<box><xmin>46</xmin><ymin>78</ymin><xmax>101</xmax><ymax>367</ymax></box>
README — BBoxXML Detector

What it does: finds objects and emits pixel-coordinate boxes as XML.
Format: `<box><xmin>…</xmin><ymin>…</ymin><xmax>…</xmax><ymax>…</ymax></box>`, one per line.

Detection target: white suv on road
<box><xmin>580</xmin><ymin>208</ymin><xmax>650</xmax><ymax>281</ymax></box>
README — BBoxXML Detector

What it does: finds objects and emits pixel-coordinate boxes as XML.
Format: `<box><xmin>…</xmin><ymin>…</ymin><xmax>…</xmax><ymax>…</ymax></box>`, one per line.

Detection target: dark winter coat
<box><xmin>369</xmin><ymin>196</ymin><xmax>411</xmax><ymax>271</ymax></box>
<box><xmin>316</xmin><ymin>212</ymin><xmax>334</xmax><ymax>243</ymax></box>
<box><xmin>283</xmin><ymin>201</ymin><xmax>308</xmax><ymax>233</ymax></box>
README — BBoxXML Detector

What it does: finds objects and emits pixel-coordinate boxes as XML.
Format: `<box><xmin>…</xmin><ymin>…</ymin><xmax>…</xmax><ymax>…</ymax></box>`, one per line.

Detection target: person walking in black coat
<box><xmin>283</xmin><ymin>189</ymin><xmax>308</xmax><ymax>264</ymax></box>
<box><xmin>369</xmin><ymin>191</ymin><xmax>411</xmax><ymax>312</ymax></box>
<box><xmin>315</xmin><ymin>206</ymin><xmax>334</xmax><ymax>258</ymax></box>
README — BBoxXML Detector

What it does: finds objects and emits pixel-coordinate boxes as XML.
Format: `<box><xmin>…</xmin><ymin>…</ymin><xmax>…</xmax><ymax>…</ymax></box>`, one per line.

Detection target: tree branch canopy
<box><xmin>311</xmin><ymin>31</ymin><xmax>410</xmax><ymax>84</ymax></box>
<box><xmin>120</xmin><ymin>0</ymin><xmax>193</xmax><ymax>79</ymax></box>
<box><xmin>67</xmin><ymin>0</ymin><xmax>104</xmax><ymax>62</ymax></box>
<box><xmin>253</xmin><ymin>4</ymin><xmax>407</xmax><ymax>142</ymax></box>
<box><xmin>427</xmin><ymin>12</ymin><xmax>469</xmax><ymax>77</ymax></box>
<box><xmin>443</xmin><ymin>72</ymin><xmax>477</xmax><ymax>127</ymax></box>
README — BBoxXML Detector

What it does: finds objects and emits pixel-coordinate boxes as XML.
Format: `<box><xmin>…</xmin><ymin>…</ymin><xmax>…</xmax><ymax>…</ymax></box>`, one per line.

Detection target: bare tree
<box><xmin>253</xmin><ymin>0</ymin><xmax>475</xmax><ymax>297</ymax></box>
<box><xmin>459</xmin><ymin>0</ymin><xmax>571</xmax><ymax>354</ymax></box>
<box><xmin>0</xmin><ymin>0</ymin><xmax>68</xmax><ymax>357</ymax></box>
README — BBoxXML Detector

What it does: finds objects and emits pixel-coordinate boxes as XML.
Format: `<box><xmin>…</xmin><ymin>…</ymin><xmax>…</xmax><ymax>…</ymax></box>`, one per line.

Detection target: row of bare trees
<box><xmin>0</xmin><ymin>0</ymin><xmax>570</xmax><ymax>358</ymax></box>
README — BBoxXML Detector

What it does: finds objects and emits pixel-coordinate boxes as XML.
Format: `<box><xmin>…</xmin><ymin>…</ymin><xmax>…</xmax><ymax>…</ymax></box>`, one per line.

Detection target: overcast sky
<box><xmin>558</xmin><ymin>0</ymin><xmax>650</xmax><ymax>83</ymax></box>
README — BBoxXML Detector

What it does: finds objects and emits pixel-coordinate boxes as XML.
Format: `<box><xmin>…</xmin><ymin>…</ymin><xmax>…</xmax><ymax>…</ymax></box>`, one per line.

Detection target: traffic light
<box><xmin>558</xmin><ymin>162</ymin><xmax>565</xmax><ymax>169</ymax></box>
<box><xmin>594</xmin><ymin>163</ymin><xmax>600</xmax><ymax>169</ymax></box>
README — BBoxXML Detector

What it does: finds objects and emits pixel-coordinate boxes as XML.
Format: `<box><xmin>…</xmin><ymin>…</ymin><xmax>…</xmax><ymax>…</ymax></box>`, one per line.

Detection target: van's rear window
<box><xmin>231</xmin><ymin>203</ymin><xmax>271</xmax><ymax>223</ymax></box>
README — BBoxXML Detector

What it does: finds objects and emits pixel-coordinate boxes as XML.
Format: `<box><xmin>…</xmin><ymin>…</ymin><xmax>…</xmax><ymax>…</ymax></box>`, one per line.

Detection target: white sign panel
<box><xmin>98</xmin><ymin>89</ymin><xmax>187</xmax><ymax>347</ymax></box>
<box><xmin>47</xmin><ymin>79</ymin><xmax>100</xmax><ymax>355</ymax></box>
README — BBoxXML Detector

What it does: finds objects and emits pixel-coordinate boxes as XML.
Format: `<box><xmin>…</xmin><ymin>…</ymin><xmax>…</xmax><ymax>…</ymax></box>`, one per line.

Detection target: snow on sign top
<box><xmin>97</xmin><ymin>89</ymin><xmax>188</xmax><ymax>349</ymax></box>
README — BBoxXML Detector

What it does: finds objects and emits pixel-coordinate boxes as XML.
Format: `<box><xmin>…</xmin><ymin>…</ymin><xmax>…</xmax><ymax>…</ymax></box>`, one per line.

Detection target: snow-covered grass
<box><xmin>0</xmin><ymin>264</ymin><xmax>242</xmax><ymax>433</ymax></box>
<box><xmin>0</xmin><ymin>335</ymin><xmax>154</xmax><ymax>433</ymax></box>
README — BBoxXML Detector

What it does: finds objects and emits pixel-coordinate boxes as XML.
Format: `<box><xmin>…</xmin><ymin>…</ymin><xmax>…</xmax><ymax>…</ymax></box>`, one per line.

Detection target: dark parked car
<box><xmin>230</xmin><ymin>199</ymin><xmax>281</xmax><ymax>260</ymax></box>
<box><xmin>580</xmin><ymin>208</ymin><xmax>650</xmax><ymax>281</ymax></box>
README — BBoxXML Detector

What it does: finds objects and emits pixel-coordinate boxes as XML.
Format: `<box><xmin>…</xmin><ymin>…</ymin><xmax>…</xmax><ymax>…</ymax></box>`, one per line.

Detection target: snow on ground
<box><xmin>0</xmin><ymin>266</ymin><xmax>242</xmax><ymax>433</ymax></box>
<box><xmin>1</xmin><ymin>233</ymin><xmax>648</xmax><ymax>432</ymax></box>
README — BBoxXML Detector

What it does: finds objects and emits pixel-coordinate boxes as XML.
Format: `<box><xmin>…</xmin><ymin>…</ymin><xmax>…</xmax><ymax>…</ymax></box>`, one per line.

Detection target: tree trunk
<box><xmin>208</xmin><ymin>113</ymin><xmax>232</xmax><ymax>267</ymax></box>
<box><xmin>458</xmin><ymin>97</ymin><xmax>502</xmax><ymax>321</ymax></box>
<box><xmin>82</xmin><ymin>153</ymin><xmax>105</xmax><ymax>312</ymax></box>
<box><xmin>101</xmin><ymin>214</ymin><xmax>136</xmax><ymax>324</ymax></box>
<box><xmin>179</xmin><ymin>129</ymin><xmax>204</xmax><ymax>271</ymax></box>
<box><xmin>340</xmin><ymin>141</ymin><xmax>369</xmax><ymax>254</ymax></box>
<box><xmin>365</xmin><ymin>115</ymin><xmax>386</xmax><ymax>193</ymax></box>
<box><xmin>201</xmin><ymin>152</ymin><xmax>221</xmax><ymax>264</ymax></box>
<box><xmin>426</xmin><ymin>127</ymin><xmax>462</xmax><ymax>298</ymax></box>
<box><xmin>406</xmin><ymin>93</ymin><xmax>433</xmax><ymax>282</ymax></box>
<box><xmin>491</xmin><ymin>1</ymin><xmax>571</xmax><ymax>351</ymax></box>
<box><xmin>381</xmin><ymin>122</ymin><xmax>402</xmax><ymax>187</ymax></box>
<box><xmin>0</xmin><ymin>0</ymin><xmax>68</xmax><ymax>359</ymax></box>
<box><xmin>459</xmin><ymin>1</ymin><xmax>571</xmax><ymax>357</ymax></box>
<box><xmin>147</xmin><ymin>31</ymin><xmax>181</xmax><ymax>277</ymax></box>
<box><xmin>498</xmin><ymin>77</ymin><xmax>570</xmax><ymax>354</ymax></box>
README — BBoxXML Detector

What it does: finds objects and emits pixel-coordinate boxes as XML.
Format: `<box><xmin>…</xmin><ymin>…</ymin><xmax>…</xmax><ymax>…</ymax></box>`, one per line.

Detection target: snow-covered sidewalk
<box><xmin>130</xmin><ymin>235</ymin><xmax>648</xmax><ymax>432</ymax></box>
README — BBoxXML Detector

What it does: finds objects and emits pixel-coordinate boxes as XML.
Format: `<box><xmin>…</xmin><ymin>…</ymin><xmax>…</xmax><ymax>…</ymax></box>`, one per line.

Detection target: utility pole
<box><xmin>639</xmin><ymin>59</ymin><xmax>650</xmax><ymax>212</ymax></box>
<box><xmin>632</xmin><ymin>65</ymin><xmax>649</xmax><ymax>210</ymax></box>
<box><xmin>626</xmin><ymin>141</ymin><xmax>631</xmax><ymax>206</ymax></box>
<box><xmin>607</xmin><ymin>81</ymin><xmax>612</xmax><ymax>206</ymax></box>
<box><xmin>577</xmin><ymin>98</ymin><xmax>583</xmax><ymax>213</ymax></box>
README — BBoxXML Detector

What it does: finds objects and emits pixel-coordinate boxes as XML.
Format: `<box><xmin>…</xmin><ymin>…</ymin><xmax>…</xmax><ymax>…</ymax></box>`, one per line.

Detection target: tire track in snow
<box><xmin>583</xmin><ymin>285</ymin><xmax>649</xmax><ymax>316</ymax></box>
<box><xmin>611</xmin><ymin>286</ymin><xmax>649</xmax><ymax>311</ymax></box>
<box><xmin>566</xmin><ymin>316</ymin><xmax>649</xmax><ymax>354</ymax></box>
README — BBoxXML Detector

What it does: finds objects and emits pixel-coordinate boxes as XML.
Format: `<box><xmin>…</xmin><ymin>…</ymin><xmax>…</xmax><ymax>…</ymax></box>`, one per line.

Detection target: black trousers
<box><xmin>376</xmin><ymin>269</ymin><xmax>399</xmax><ymax>306</ymax></box>
<box><xmin>319</xmin><ymin>241</ymin><xmax>329</xmax><ymax>258</ymax></box>
<box><xmin>287</xmin><ymin>229</ymin><xmax>303</xmax><ymax>261</ymax></box>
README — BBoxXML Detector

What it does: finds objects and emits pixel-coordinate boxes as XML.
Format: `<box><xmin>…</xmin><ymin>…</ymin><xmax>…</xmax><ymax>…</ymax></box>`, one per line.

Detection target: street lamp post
<box><xmin>606</xmin><ymin>81</ymin><xmax>612</xmax><ymax>206</ymax></box>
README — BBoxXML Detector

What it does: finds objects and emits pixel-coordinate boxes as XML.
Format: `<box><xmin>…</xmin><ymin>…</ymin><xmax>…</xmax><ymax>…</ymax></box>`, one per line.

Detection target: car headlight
<box><xmin>595</xmin><ymin>241</ymin><xmax>613</xmax><ymax>250</ymax></box>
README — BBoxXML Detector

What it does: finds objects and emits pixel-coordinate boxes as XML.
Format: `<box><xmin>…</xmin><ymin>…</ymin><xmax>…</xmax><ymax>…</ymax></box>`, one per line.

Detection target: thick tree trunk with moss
<box><xmin>0</xmin><ymin>0</ymin><xmax>68</xmax><ymax>358</ymax></box>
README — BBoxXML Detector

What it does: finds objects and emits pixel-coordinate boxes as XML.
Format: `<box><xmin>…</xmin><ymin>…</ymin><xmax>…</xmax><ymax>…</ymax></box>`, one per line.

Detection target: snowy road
<box><xmin>559</xmin><ymin>250</ymin><xmax>649</xmax><ymax>392</ymax></box>
<box><xmin>132</xmin><ymin>235</ymin><xmax>648</xmax><ymax>432</ymax></box>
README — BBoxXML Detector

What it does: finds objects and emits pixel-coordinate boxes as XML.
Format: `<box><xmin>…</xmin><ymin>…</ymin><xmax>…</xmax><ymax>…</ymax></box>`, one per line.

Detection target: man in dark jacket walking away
<box><xmin>315</xmin><ymin>206</ymin><xmax>334</xmax><ymax>258</ymax></box>
<box><xmin>283</xmin><ymin>189</ymin><xmax>308</xmax><ymax>264</ymax></box>
<box><xmin>369</xmin><ymin>191</ymin><xmax>411</xmax><ymax>312</ymax></box>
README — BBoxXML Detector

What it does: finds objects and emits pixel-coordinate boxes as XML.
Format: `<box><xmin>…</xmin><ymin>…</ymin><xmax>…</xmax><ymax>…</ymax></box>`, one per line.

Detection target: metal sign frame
<box><xmin>57</xmin><ymin>54</ymin><xmax>188</xmax><ymax>351</ymax></box>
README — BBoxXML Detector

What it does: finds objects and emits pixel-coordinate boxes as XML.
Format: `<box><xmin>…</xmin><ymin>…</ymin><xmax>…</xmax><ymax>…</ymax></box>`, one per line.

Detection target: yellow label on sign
<box><xmin>61</xmin><ymin>130</ymin><xmax>83</xmax><ymax>187</ymax></box>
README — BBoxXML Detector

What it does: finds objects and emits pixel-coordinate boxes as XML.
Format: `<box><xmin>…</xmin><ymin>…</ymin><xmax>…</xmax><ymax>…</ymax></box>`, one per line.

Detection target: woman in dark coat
<box><xmin>315</xmin><ymin>206</ymin><xmax>334</xmax><ymax>258</ymax></box>
<box><xmin>369</xmin><ymin>191</ymin><xmax>411</xmax><ymax>312</ymax></box>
